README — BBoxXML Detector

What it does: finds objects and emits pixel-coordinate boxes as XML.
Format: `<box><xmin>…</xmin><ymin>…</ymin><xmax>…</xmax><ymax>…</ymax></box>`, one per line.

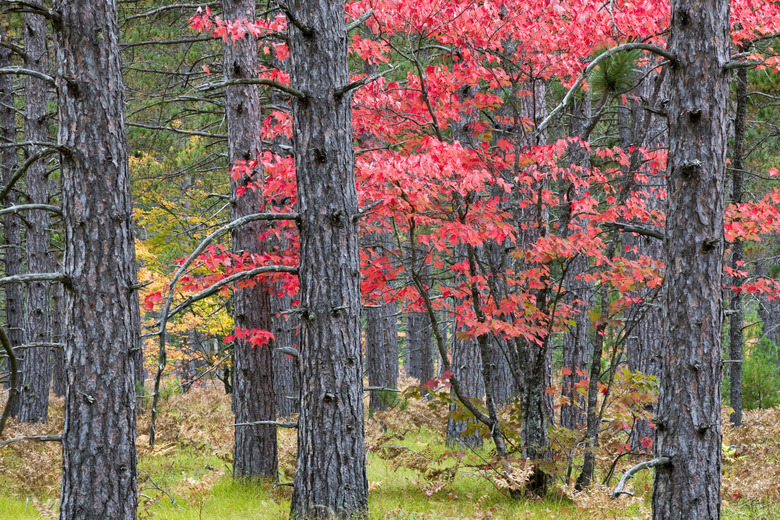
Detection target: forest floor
<box><xmin>1</xmin><ymin>383</ymin><xmax>779</xmax><ymax>519</ymax></box>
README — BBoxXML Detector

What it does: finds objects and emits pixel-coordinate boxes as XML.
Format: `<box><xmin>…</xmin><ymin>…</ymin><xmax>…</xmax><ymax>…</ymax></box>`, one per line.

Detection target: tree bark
<box><xmin>17</xmin><ymin>3</ymin><xmax>53</xmax><ymax>423</ymax></box>
<box><xmin>0</xmin><ymin>26</ymin><xmax>26</xmax><ymax>408</ymax></box>
<box><xmin>222</xmin><ymin>0</ymin><xmax>277</xmax><ymax>481</ymax></box>
<box><xmin>54</xmin><ymin>0</ymin><xmax>141</xmax><ymax>516</ymax></box>
<box><xmin>445</xmin><ymin>331</ymin><xmax>484</xmax><ymax>448</ymax></box>
<box><xmin>365</xmin><ymin>302</ymin><xmax>398</xmax><ymax>412</ymax></box>
<box><xmin>287</xmin><ymin>2</ymin><xmax>368</xmax><ymax>517</ymax></box>
<box><xmin>727</xmin><ymin>57</ymin><xmax>748</xmax><ymax>427</ymax></box>
<box><xmin>652</xmin><ymin>1</ymin><xmax>729</xmax><ymax>518</ymax></box>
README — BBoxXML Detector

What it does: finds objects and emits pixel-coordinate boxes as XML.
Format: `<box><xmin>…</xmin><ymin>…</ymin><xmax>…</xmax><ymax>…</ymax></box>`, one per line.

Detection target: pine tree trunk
<box><xmin>272</xmin><ymin>286</ymin><xmax>299</xmax><ymax>418</ymax></box>
<box><xmin>54</xmin><ymin>0</ymin><xmax>141</xmax><ymax>516</ymax></box>
<box><xmin>446</xmin><ymin>332</ymin><xmax>485</xmax><ymax>448</ymax></box>
<box><xmin>0</xmin><ymin>31</ymin><xmax>26</xmax><ymax>404</ymax></box>
<box><xmin>288</xmin><ymin>2</ymin><xmax>368</xmax><ymax>517</ymax></box>
<box><xmin>560</xmin><ymin>96</ymin><xmax>593</xmax><ymax>431</ymax></box>
<box><xmin>652</xmin><ymin>1</ymin><xmax>729</xmax><ymax>517</ymax></box>
<box><xmin>728</xmin><ymin>59</ymin><xmax>748</xmax><ymax>427</ymax></box>
<box><xmin>17</xmin><ymin>5</ymin><xmax>53</xmax><ymax>423</ymax></box>
<box><xmin>365</xmin><ymin>301</ymin><xmax>398</xmax><ymax>412</ymax></box>
<box><xmin>222</xmin><ymin>0</ymin><xmax>277</xmax><ymax>481</ymax></box>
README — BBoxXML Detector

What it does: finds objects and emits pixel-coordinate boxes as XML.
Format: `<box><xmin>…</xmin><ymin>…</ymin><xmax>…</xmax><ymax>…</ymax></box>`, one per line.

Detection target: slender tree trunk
<box><xmin>17</xmin><ymin>4</ymin><xmax>52</xmax><ymax>423</ymax></box>
<box><xmin>54</xmin><ymin>0</ymin><xmax>141</xmax><ymax>516</ymax></box>
<box><xmin>273</xmin><ymin>285</ymin><xmax>299</xmax><ymax>417</ymax></box>
<box><xmin>652</xmin><ymin>1</ymin><xmax>729</xmax><ymax>517</ymax></box>
<box><xmin>728</xmin><ymin>58</ymin><xmax>748</xmax><ymax>427</ymax></box>
<box><xmin>405</xmin><ymin>251</ymin><xmax>434</xmax><ymax>384</ymax></box>
<box><xmin>445</xmin><ymin>331</ymin><xmax>484</xmax><ymax>448</ymax></box>
<box><xmin>365</xmin><ymin>301</ymin><xmax>398</xmax><ymax>412</ymax></box>
<box><xmin>288</xmin><ymin>2</ymin><xmax>368</xmax><ymax>517</ymax></box>
<box><xmin>0</xmin><ymin>29</ymin><xmax>26</xmax><ymax>405</ymax></box>
<box><xmin>222</xmin><ymin>0</ymin><xmax>277</xmax><ymax>481</ymax></box>
<box><xmin>560</xmin><ymin>95</ymin><xmax>593</xmax><ymax>431</ymax></box>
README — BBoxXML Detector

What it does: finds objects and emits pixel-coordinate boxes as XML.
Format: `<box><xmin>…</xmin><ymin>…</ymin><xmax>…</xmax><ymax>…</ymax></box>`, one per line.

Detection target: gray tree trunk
<box><xmin>652</xmin><ymin>1</ymin><xmax>729</xmax><ymax>517</ymax></box>
<box><xmin>727</xmin><ymin>60</ymin><xmax>747</xmax><ymax>427</ymax></box>
<box><xmin>0</xmin><ymin>29</ymin><xmax>26</xmax><ymax>406</ymax></box>
<box><xmin>222</xmin><ymin>0</ymin><xmax>277</xmax><ymax>481</ymax></box>
<box><xmin>287</xmin><ymin>2</ymin><xmax>368</xmax><ymax>517</ymax></box>
<box><xmin>54</xmin><ymin>0</ymin><xmax>141</xmax><ymax>516</ymax></box>
<box><xmin>445</xmin><ymin>331</ymin><xmax>485</xmax><ymax>448</ymax></box>
<box><xmin>365</xmin><ymin>302</ymin><xmax>398</xmax><ymax>412</ymax></box>
<box><xmin>17</xmin><ymin>4</ymin><xmax>53</xmax><ymax>423</ymax></box>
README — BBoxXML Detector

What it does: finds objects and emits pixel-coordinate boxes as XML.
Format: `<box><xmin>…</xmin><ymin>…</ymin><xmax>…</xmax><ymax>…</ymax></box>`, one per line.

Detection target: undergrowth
<box><xmin>1</xmin><ymin>384</ymin><xmax>779</xmax><ymax>519</ymax></box>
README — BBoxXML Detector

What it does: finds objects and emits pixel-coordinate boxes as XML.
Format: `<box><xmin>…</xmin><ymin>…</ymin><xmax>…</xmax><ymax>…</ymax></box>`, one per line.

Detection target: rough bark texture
<box><xmin>728</xmin><ymin>61</ymin><xmax>747</xmax><ymax>427</ymax></box>
<box><xmin>652</xmin><ymin>1</ymin><xmax>729</xmax><ymax>518</ymax></box>
<box><xmin>222</xmin><ymin>0</ymin><xmax>277</xmax><ymax>481</ymax></box>
<box><xmin>0</xmin><ymin>29</ymin><xmax>26</xmax><ymax>404</ymax></box>
<box><xmin>273</xmin><ymin>287</ymin><xmax>299</xmax><ymax>418</ymax></box>
<box><xmin>365</xmin><ymin>303</ymin><xmax>398</xmax><ymax>412</ymax></box>
<box><xmin>17</xmin><ymin>5</ymin><xmax>53</xmax><ymax>423</ymax></box>
<box><xmin>445</xmin><ymin>331</ymin><xmax>485</xmax><ymax>448</ymax></box>
<box><xmin>51</xmin><ymin>268</ymin><xmax>66</xmax><ymax>397</ymax></box>
<box><xmin>406</xmin><ymin>309</ymin><xmax>433</xmax><ymax>384</ymax></box>
<box><xmin>54</xmin><ymin>0</ymin><xmax>141</xmax><ymax>516</ymax></box>
<box><xmin>288</xmin><ymin>2</ymin><xmax>368</xmax><ymax>517</ymax></box>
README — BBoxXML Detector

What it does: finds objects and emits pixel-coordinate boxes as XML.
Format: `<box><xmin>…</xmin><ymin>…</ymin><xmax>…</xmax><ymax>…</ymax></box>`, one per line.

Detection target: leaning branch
<box><xmin>1</xmin><ymin>0</ymin><xmax>60</xmax><ymax>20</ymax></box>
<box><xmin>197</xmin><ymin>78</ymin><xmax>306</xmax><ymax>99</ymax></box>
<box><xmin>537</xmin><ymin>42</ymin><xmax>677</xmax><ymax>136</ymax></box>
<box><xmin>0</xmin><ymin>434</ymin><xmax>62</xmax><ymax>450</ymax></box>
<box><xmin>148</xmin><ymin>211</ymin><xmax>297</xmax><ymax>446</ymax></box>
<box><xmin>0</xmin><ymin>325</ymin><xmax>18</xmax><ymax>439</ymax></box>
<box><xmin>161</xmin><ymin>264</ymin><xmax>298</xmax><ymax>323</ymax></box>
<box><xmin>0</xmin><ymin>147</ymin><xmax>66</xmax><ymax>202</ymax></box>
<box><xmin>610</xmin><ymin>457</ymin><xmax>670</xmax><ymax>499</ymax></box>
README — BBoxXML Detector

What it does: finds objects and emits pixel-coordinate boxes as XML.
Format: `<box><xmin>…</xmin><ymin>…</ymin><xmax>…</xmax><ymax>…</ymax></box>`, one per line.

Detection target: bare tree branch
<box><xmin>537</xmin><ymin>43</ymin><xmax>678</xmax><ymax>136</ymax></box>
<box><xmin>611</xmin><ymin>457</ymin><xmax>670</xmax><ymax>499</ymax></box>
<box><xmin>0</xmin><ymin>434</ymin><xmax>62</xmax><ymax>449</ymax></box>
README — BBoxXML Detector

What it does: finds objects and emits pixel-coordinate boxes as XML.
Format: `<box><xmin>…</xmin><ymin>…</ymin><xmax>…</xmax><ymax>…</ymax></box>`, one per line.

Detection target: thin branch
<box><xmin>0</xmin><ymin>204</ymin><xmax>62</xmax><ymax>217</ymax></box>
<box><xmin>162</xmin><ymin>264</ymin><xmax>298</xmax><ymax>323</ymax></box>
<box><xmin>2</xmin><ymin>0</ymin><xmax>60</xmax><ymax>20</ymax></box>
<box><xmin>276</xmin><ymin>2</ymin><xmax>314</xmax><ymax>36</ymax></box>
<box><xmin>335</xmin><ymin>65</ymin><xmax>400</xmax><ymax>98</ymax></box>
<box><xmin>537</xmin><ymin>42</ymin><xmax>677</xmax><ymax>136</ymax></box>
<box><xmin>197</xmin><ymin>78</ymin><xmax>306</xmax><ymax>99</ymax></box>
<box><xmin>364</xmin><ymin>386</ymin><xmax>400</xmax><ymax>393</ymax></box>
<box><xmin>723</xmin><ymin>60</ymin><xmax>762</xmax><ymax>70</ymax></box>
<box><xmin>0</xmin><ymin>325</ymin><xmax>18</xmax><ymax>439</ymax></box>
<box><xmin>346</xmin><ymin>9</ymin><xmax>373</xmax><ymax>32</ymax></box>
<box><xmin>120</xmin><ymin>37</ymin><xmax>215</xmax><ymax>49</ymax></box>
<box><xmin>123</xmin><ymin>3</ymin><xmax>219</xmax><ymax>21</ymax></box>
<box><xmin>0</xmin><ymin>434</ymin><xmax>62</xmax><ymax>450</ymax></box>
<box><xmin>128</xmin><ymin>122</ymin><xmax>227</xmax><ymax>140</ymax></box>
<box><xmin>0</xmin><ymin>147</ymin><xmax>66</xmax><ymax>202</ymax></box>
<box><xmin>0</xmin><ymin>67</ymin><xmax>55</xmax><ymax>86</ymax></box>
<box><xmin>230</xmin><ymin>420</ymin><xmax>298</xmax><ymax>428</ymax></box>
<box><xmin>610</xmin><ymin>457</ymin><xmax>670</xmax><ymax>499</ymax></box>
<box><xmin>148</xmin><ymin>211</ymin><xmax>297</xmax><ymax>446</ymax></box>
<box><xmin>601</xmin><ymin>222</ymin><xmax>665</xmax><ymax>241</ymax></box>
<box><xmin>0</xmin><ymin>272</ymin><xmax>67</xmax><ymax>287</ymax></box>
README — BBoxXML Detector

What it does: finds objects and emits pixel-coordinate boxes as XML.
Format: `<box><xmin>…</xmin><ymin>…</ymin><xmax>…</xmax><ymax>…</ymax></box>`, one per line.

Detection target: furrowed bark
<box><xmin>17</xmin><ymin>2</ymin><xmax>53</xmax><ymax>423</ymax></box>
<box><xmin>288</xmin><ymin>2</ymin><xmax>368</xmax><ymax>517</ymax></box>
<box><xmin>222</xmin><ymin>0</ymin><xmax>277</xmax><ymax>481</ymax></box>
<box><xmin>652</xmin><ymin>1</ymin><xmax>729</xmax><ymax>518</ymax></box>
<box><xmin>0</xmin><ymin>25</ymin><xmax>26</xmax><ymax>412</ymax></box>
<box><xmin>54</xmin><ymin>0</ymin><xmax>141</xmax><ymax>516</ymax></box>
